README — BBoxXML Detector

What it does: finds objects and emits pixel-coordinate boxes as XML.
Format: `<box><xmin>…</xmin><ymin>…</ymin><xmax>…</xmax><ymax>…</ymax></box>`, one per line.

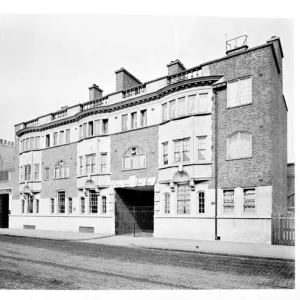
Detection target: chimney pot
<box><xmin>167</xmin><ymin>59</ymin><xmax>186</xmax><ymax>76</ymax></box>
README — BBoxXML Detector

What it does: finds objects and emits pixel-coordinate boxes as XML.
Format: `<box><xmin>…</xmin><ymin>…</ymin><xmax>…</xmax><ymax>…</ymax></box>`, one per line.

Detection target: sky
<box><xmin>0</xmin><ymin>15</ymin><xmax>294</xmax><ymax>162</ymax></box>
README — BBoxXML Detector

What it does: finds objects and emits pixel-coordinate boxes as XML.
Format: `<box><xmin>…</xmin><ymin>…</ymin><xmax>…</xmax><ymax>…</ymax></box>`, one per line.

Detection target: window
<box><xmin>79</xmin><ymin>125</ymin><xmax>83</xmax><ymax>139</ymax></box>
<box><xmin>95</xmin><ymin>120</ymin><xmax>100</xmax><ymax>135</ymax></box>
<box><xmin>44</xmin><ymin>167</ymin><xmax>50</xmax><ymax>180</ymax></box>
<box><xmin>131</xmin><ymin>112</ymin><xmax>137</xmax><ymax>129</ymax></box>
<box><xmin>243</xmin><ymin>188</ymin><xmax>255</xmax><ymax>214</ymax></box>
<box><xmin>122</xmin><ymin>114</ymin><xmax>128</xmax><ymax>131</ymax></box>
<box><xmin>30</xmin><ymin>137</ymin><xmax>34</xmax><ymax>150</ymax></box>
<box><xmin>227</xmin><ymin>77</ymin><xmax>252</xmax><ymax>108</ymax></box>
<box><xmin>59</xmin><ymin>131</ymin><xmax>64</xmax><ymax>145</ymax></box>
<box><xmin>88</xmin><ymin>121</ymin><xmax>94</xmax><ymax>137</ymax></box>
<box><xmin>51</xmin><ymin>198</ymin><xmax>55</xmax><ymax>214</ymax></box>
<box><xmin>174</xmin><ymin>138</ymin><xmax>190</xmax><ymax>163</ymax></box>
<box><xmin>223</xmin><ymin>190</ymin><xmax>234</xmax><ymax>214</ymax></box>
<box><xmin>162</xmin><ymin>142</ymin><xmax>168</xmax><ymax>165</ymax></box>
<box><xmin>36</xmin><ymin>199</ymin><xmax>39</xmax><ymax>214</ymax></box>
<box><xmin>187</xmin><ymin>95</ymin><xmax>196</xmax><ymax>114</ymax></box>
<box><xmin>177</xmin><ymin>184</ymin><xmax>190</xmax><ymax>214</ymax></box>
<box><xmin>164</xmin><ymin>193</ymin><xmax>170</xmax><ymax>214</ymax></box>
<box><xmin>53</xmin><ymin>132</ymin><xmax>58</xmax><ymax>146</ymax></box>
<box><xmin>20</xmin><ymin>166</ymin><xmax>23</xmax><ymax>182</ymax></box>
<box><xmin>46</xmin><ymin>134</ymin><xmax>50</xmax><ymax>147</ymax></box>
<box><xmin>162</xmin><ymin>103</ymin><xmax>168</xmax><ymax>121</ymax></box>
<box><xmin>81</xmin><ymin>197</ymin><xmax>85</xmax><ymax>214</ymax></box>
<box><xmin>100</xmin><ymin>153</ymin><xmax>108</xmax><ymax>173</ymax></box>
<box><xmin>34</xmin><ymin>163</ymin><xmax>40</xmax><ymax>180</ymax></box>
<box><xmin>102</xmin><ymin>119</ymin><xmax>108</xmax><ymax>135</ymax></box>
<box><xmin>102</xmin><ymin>196</ymin><xmax>107</xmax><ymax>214</ymax></box>
<box><xmin>26</xmin><ymin>138</ymin><xmax>30</xmax><ymax>151</ymax></box>
<box><xmin>28</xmin><ymin>197</ymin><xmax>33</xmax><ymax>214</ymax></box>
<box><xmin>83</xmin><ymin>123</ymin><xmax>87</xmax><ymax>138</ymax></box>
<box><xmin>178</xmin><ymin>97</ymin><xmax>186</xmax><ymax>116</ymax></box>
<box><xmin>123</xmin><ymin>147</ymin><xmax>146</xmax><ymax>170</ymax></box>
<box><xmin>65</xmin><ymin>129</ymin><xmax>70</xmax><ymax>144</ymax></box>
<box><xmin>140</xmin><ymin>110</ymin><xmax>147</xmax><ymax>127</ymax></box>
<box><xmin>89</xmin><ymin>191</ymin><xmax>98</xmax><ymax>214</ymax></box>
<box><xmin>198</xmin><ymin>93</ymin><xmax>209</xmax><ymax>112</ymax></box>
<box><xmin>58</xmin><ymin>191</ymin><xmax>65</xmax><ymax>214</ymax></box>
<box><xmin>35</xmin><ymin>136</ymin><xmax>41</xmax><ymax>149</ymax></box>
<box><xmin>198</xmin><ymin>191</ymin><xmax>205</xmax><ymax>214</ymax></box>
<box><xmin>55</xmin><ymin>160</ymin><xmax>70</xmax><ymax>179</ymax></box>
<box><xmin>21</xmin><ymin>200</ymin><xmax>25</xmax><ymax>214</ymax></box>
<box><xmin>85</xmin><ymin>154</ymin><xmax>96</xmax><ymax>174</ymax></box>
<box><xmin>24</xmin><ymin>165</ymin><xmax>31</xmax><ymax>181</ymax></box>
<box><xmin>227</xmin><ymin>132</ymin><xmax>252</xmax><ymax>159</ymax></box>
<box><xmin>169</xmin><ymin>100</ymin><xmax>176</xmax><ymax>118</ymax></box>
<box><xmin>197</xmin><ymin>137</ymin><xmax>206</xmax><ymax>160</ymax></box>
<box><xmin>68</xmin><ymin>198</ymin><xmax>73</xmax><ymax>214</ymax></box>
<box><xmin>79</xmin><ymin>156</ymin><xmax>83</xmax><ymax>175</ymax></box>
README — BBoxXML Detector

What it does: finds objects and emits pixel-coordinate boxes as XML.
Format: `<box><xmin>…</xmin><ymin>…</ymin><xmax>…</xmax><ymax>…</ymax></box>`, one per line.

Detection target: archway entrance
<box><xmin>115</xmin><ymin>186</ymin><xmax>154</xmax><ymax>236</ymax></box>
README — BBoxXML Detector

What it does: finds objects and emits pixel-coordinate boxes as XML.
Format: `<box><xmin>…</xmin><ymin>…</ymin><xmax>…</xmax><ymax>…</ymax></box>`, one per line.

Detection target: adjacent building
<box><xmin>0</xmin><ymin>139</ymin><xmax>15</xmax><ymax>228</ymax></box>
<box><xmin>10</xmin><ymin>36</ymin><xmax>287</xmax><ymax>243</ymax></box>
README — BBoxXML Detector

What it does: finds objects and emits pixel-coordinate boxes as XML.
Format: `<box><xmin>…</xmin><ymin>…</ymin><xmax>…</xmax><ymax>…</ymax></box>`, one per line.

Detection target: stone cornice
<box><xmin>16</xmin><ymin>75</ymin><xmax>222</xmax><ymax>137</ymax></box>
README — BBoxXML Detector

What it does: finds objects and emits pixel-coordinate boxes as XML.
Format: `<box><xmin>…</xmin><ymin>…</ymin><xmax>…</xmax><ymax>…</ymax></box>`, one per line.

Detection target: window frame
<box><xmin>222</xmin><ymin>189</ymin><xmax>235</xmax><ymax>215</ymax></box>
<box><xmin>227</xmin><ymin>132</ymin><xmax>252</xmax><ymax>160</ymax></box>
<box><xmin>122</xmin><ymin>114</ymin><xmax>128</xmax><ymax>131</ymax></box>
<box><xmin>34</xmin><ymin>163</ymin><xmax>40</xmax><ymax>181</ymax></box>
<box><xmin>36</xmin><ymin>199</ymin><xmax>39</xmax><ymax>214</ymax></box>
<box><xmin>197</xmin><ymin>191</ymin><xmax>205</xmax><ymax>214</ymax></box>
<box><xmin>162</xmin><ymin>103</ymin><xmax>168</xmax><ymax>121</ymax></box>
<box><xmin>100</xmin><ymin>153</ymin><xmax>108</xmax><ymax>174</ymax></box>
<box><xmin>122</xmin><ymin>147</ymin><xmax>146</xmax><ymax>171</ymax></box>
<box><xmin>140</xmin><ymin>109</ymin><xmax>147</xmax><ymax>127</ymax></box>
<box><xmin>177</xmin><ymin>183</ymin><xmax>191</xmax><ymax>215</ymax></box>
<box><xmin>227</xmin><ymin>76</ymin><xmax>252</xmax><ymax>109</ymax></box>
<box><xmin>65</xmin><ymin>129</ymin><xmax>70</xmax><ymax>144</ymax></box>
<box><xmin>80</xmin><ymin>197</ymin><xmax>85</xmax><ymax>214</ymax></box>
<box><xmin>54</xmin><ymin>160</ymin><xmax>70</xmax><ymax>179</ymax></box>
<box><xmin>28</xmin><ymin>197</ymin><xmax>33</xmax><ymax>214</ymax></box>
<box><xmin>89</xmin><ymin>191</ymin><xmax>98</xmax><ymax>214</ymax></box>
<box><xmin>101</xmin><ymin>196</ymin><xmax>107</xmax><ymax>214</ymax></box>
<box><xmin>68</xmin><ymin>197</ymin><xmax>73</xmax><ymax>214</ymax></box>
<box><xmin>162</xmin><ymin>142</ymin><xmax>168</xmax><ymax>166</ymax></box>
<box><xmin>243</xmin><ymin>187</ymin><xmax>256</xmax><ymax>214</ymax></box>
<box><xmin>173</xmin><ymin>138</ymin><xmax>190</xmax><ymax>164</ymax></box>
<box><xmin>197</xmin><ymin>136</ymin><xmax>207</xmax><ymax>161</ymax></box>
<box><xmin>131</xmin><ymin>112</ymin><xmax>137</xmax><ymax>129</ymax></box>
<box><xmin>57</xmin><ymin>190</ymin><xmax>66</xmax><ymax>214</ymax></box>
<box><xmin>164</xmin><ymin>193</ymin><xmax>170</xmax><ymax>214</ymax></box>
<box><xmin>24</xmin><ymin>164</ymin><xmax>31</xmax><ymax>181</ymax></box>
<box><xmin>50</xmin><ymin>198</ymin><xmax>55</xmax><ymax>214</ymax></box>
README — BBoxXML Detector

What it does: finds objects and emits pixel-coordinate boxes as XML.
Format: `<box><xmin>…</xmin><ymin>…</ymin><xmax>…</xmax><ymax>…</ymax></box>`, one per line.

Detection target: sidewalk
<box><xmin>0</xmin><ymin>228</ymin><xmax>295</xmax><ymax>261</ymax></box>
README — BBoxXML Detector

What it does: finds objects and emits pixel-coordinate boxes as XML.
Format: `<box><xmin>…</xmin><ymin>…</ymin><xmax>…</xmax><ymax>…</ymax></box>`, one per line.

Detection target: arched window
<box><xmin>68</xmin><ymin>197</ymin><xmax>73</xmax><ymax>214</ymax></box>
<box><xmin>80</xmin><ymin>197</ymin><xmax>85</xmax><ymax>214</ymax></box>
<box><xmin>122</xmin><ymin>147</ymin><xmax>146</xmax><ymax>170</ymax></box>
<box><xmin>36</xmin><ymin>199</ymin><xmax>39</xmax><ymax>214</ymax></box>
<box><xmin>164</xmin><ymin>193</ymin><xmax>170</xmax><ymax>214</ymax></box>
<box><xmin>54</xmin><ymin>160</ymin><xmax>70</xmax><ymax>179</ymax></box>
<box><xmin>198</xmin><ymin>191</ymin><xmax>205</xmax><ymax>214</ymax></box>
<box><xmin>227</xmin><ymin>132</ymin><xmax>252</xmax><ymax>159</ymax></box>
<box><xmin>57</xmin><ymin>191</ymin><xmax>65</xmax><ymax>214</ymax></box>
<box><xmin>102</xmin><ymin>196</ymin><xmax>107</xmax><ymax>214</ymax></box>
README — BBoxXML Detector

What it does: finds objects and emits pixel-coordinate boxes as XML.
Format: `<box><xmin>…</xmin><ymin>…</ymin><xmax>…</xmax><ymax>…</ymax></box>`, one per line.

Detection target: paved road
<box><xmin>0</xmin><ymin>235</ymin><xmax>295</xmax><ymax>289</ymax></box>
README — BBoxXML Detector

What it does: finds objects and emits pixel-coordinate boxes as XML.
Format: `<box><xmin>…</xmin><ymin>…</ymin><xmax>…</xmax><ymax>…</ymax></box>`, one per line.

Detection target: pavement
<box><xmin>0</xmin><ymin>228</ymin><xmax>295</xmax><ymax>261</ymax></box>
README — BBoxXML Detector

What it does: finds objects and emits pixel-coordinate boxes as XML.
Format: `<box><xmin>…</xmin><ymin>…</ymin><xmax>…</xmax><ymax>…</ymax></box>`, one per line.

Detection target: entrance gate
<box><xmin>115</xmin><ymin>206</ymin><xmax>154</xmax><ymax>236</ymax></box>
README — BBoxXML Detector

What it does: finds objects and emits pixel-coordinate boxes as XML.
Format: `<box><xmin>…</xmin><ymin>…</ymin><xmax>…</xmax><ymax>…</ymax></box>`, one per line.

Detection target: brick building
<box><xmin>9</xmin><ymin>36</ymin><xmax>287</xmax><ymax>243</ymax></box>
<box><xmin>0</xmin><ymin>139</ymin><xmax>15</xmax><ymax>228</ymax></box>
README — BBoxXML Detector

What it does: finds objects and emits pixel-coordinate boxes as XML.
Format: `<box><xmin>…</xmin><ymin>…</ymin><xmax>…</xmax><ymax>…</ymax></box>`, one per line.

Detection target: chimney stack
<box><xmin>89</xmin><ymin>84</ymin><xmax>103</xmax><ymax>101</ymax></box>
<box><xmin>167</xmin><ymin>59</ymin><xmax>186</xmax><ymax>76</ymax></box>
<box><xmin>115</xmin><ymin>68</ymin><xmax>142</xmax><ymax>92</ymax></box>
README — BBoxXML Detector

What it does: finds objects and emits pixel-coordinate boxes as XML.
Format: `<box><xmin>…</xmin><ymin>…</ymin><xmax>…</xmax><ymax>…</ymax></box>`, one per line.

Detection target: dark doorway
<box><xmin>115</xmin><ymin>187</ymin><xmax>154</xmax><ymax>236</ymax></box>
<box><xmin>0</xmin><ymin>194</ymin><xmax>9</xmax><ymax>228</ymax></box>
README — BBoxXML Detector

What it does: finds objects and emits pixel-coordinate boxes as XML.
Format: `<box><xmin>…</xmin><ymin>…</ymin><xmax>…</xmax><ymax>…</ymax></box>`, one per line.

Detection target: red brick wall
<box><xmin>40</xmin><ymin>143</ymin><xmax>78</xmax><ymax>199</ymax></box>
<box><xmin>209</xmin><ymin>47</ymin><xmax>275</xmax><ymax>189</ymax></box>
<box><xmin>116</xmin><ymin>71</ymin><xmax>141</xmax><ymax>92</ymax></box>
<box><xmin>110</xmin><ymin>126</ymin><xmax>159</xmax><ymax>180</ymax></box>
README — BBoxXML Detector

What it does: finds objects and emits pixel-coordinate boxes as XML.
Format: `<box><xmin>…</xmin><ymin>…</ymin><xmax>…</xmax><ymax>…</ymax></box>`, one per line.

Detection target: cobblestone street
<box><xmin>0</xmin><ymin>235</ymin><xmax>295</xmax><ymax>290</ymax></box>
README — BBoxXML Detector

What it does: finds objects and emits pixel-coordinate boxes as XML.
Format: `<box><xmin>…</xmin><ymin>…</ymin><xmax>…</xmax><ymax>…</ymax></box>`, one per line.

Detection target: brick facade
<box><xmin>110</xmin><ymin>126</ymin><xmax>159</xmax><ymax>181</ymax></box>
<box><xmin>41</xmin><ymin>143</ymin><xmax>78</xmax><ymax>199</ymax></box>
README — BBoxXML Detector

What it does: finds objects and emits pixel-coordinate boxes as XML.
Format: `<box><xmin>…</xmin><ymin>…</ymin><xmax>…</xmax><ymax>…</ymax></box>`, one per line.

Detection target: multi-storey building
<box><xmin>10</xmin><ymin>35</ymin><xmax>287</xmax><ymax>243</ymax></box>
<box><xmin>0</xmin><ymin>139</ymin><xmax>15</xmax><ymax>228</ymax></box>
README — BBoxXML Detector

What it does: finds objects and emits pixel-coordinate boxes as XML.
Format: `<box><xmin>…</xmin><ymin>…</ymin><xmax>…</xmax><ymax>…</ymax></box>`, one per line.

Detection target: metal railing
<box><xmin>226</xmin><ymin>35</ymin><xmax>248</xmax><ymax>52</ymax></box>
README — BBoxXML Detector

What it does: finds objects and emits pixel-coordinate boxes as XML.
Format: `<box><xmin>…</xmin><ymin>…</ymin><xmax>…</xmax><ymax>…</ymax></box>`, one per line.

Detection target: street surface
<box><xmin>0</xmin><ymin>235</ymin><xmax>295</xmax><ymax>289</ymax></box>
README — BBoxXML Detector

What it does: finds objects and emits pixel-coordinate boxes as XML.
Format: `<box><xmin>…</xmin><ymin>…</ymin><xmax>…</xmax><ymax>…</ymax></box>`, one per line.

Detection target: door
<box><xmin>0</xmin><ymin>194</ymin><xmax>9</xmax><ymax>228</ymax></box>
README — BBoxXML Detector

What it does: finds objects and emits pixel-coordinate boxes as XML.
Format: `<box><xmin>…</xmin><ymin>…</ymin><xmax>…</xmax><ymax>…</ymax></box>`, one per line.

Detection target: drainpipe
<box><xmin>214</xmin><ymin>90</ymin><xmax>220</xmax><ymax>241</ymax></box>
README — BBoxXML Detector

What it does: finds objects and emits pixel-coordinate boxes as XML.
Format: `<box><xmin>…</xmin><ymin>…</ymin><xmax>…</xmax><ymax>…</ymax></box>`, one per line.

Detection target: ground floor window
<box><xmin>223</xmin><ymin>189</ymin><xmax>234</xmax><ymax>214</ymax></box>
<box><xmin>51</xmin><ymin>198</ymin><xmax>55</xmax><ymax>214</ymax></box>
<box><xmin>243</xmin><ymin>188</ymin><xmax>255</xmax><ymax>213</ymax></box>
<box><xmin>177</xmin><ymin>184</ymin><xmax>190</xmax><ymax>214</ymax></box>
<box><xmin>89</xmin><ymin>191</ymin><xmax>98</xmax><ymax>214</ymax></box>
<box><xmin>68</xmin><ymin>198</ymin><xmax>73</xmax><ymax>214</ymax></box>
<box><xmin>198</xmin><ymin>191</ymin><xmax>205</xmax><ymax>213</ymax></box>
<box><xmin>81</xmin><ymin>197</ymin><xmax>85</xmax><ymax>214</ymax></box>
<box><xmin>21</xmin><ymin>200</ymin><xmax>25</xmax><ymax>214</ymax></box>
<box><xmin>102</xmin><ymin>196</ymin><xmax>107</xmax><ymax>214</ymax></box>
<box><xmin>58</xmin><ymin>191</ymin><xmax>65</xmax><ymax>214</ymax></box>
<box><xmin>27</xmin><ymin>197</ymin><xmax>33</xmax><ymax>214</ymax></box>
<box><xmin>164</xmin><ymin>193</ymin><xmax>170</xmax><ymax>214</ymax></box>
<box><xmin>36</xmin><ymin>199</ymin><xmax>39</xmax><ymax>214</ymax></box>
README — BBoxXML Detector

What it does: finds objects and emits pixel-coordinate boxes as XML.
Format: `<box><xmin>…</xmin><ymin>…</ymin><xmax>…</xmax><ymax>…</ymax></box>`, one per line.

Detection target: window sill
<box><xmin>227</xmin><ymin>102</ymin><xmax>252</xmax><ymax>110</ymax></box>
<box><xmin>53</xmin><ymin>177</ymin><xmax>70</xmax><ymax>180</ymax></box>
<box><xmin>122</xmin><ymin>167</ymin><xmax>146</xmax><ymax>172</ymax></box>
<box><xmin>160</xmin><ymin>111</ymin><xmax>212</xmax><ymax>124</ymax></box>
<box><xmin>159</xmin><ymin>161</ymin><xmax>213</xmax><ymax>170</ymax></box>
<box><xmin>226</xmin><ymin>156</ymin><xmax>252</xmax><ymax>161</ymax></box>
